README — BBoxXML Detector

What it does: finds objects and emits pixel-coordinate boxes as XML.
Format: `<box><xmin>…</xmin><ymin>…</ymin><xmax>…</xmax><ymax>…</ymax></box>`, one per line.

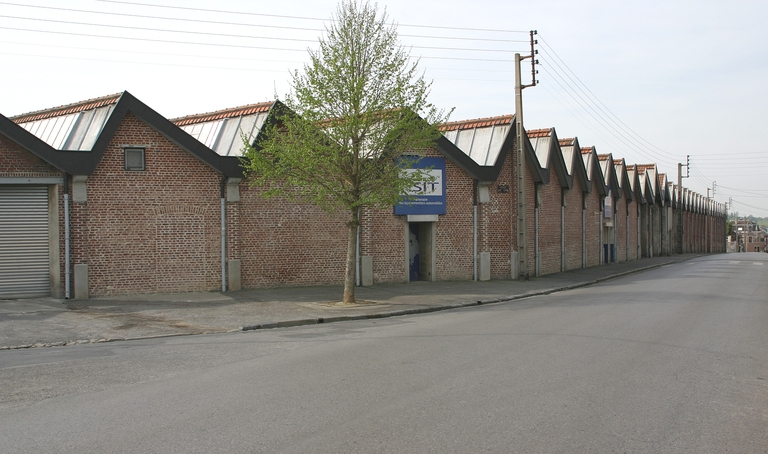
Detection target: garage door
<box><xmin>0</xmin><ymin>185</ymin><xmax>50</xmax><ymax>298</ymax></box>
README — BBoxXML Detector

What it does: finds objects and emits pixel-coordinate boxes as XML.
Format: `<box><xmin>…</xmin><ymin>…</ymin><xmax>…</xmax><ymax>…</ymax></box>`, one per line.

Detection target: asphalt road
<box><xmin>1</xmin><ymin>253</ymin><xmax>766</xmax><ymax>453</ymax></box>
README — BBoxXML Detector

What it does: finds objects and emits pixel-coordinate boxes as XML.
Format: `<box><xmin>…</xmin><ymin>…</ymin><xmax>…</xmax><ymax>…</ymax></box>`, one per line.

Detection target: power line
<box><xmin>538</xmin><ymin>34</ymin><xmax>682</xmax><ymax>162</ymax></box>
<box><xmin>537</xmin><ymin>45</ymin><xmax>678</xmax><ymax>166</ymax></box>
<box><xmin>0</xmin><ymin>51</ymin><xmax>294</xmax><ymax>72</ymax></box>
<box><xmin>0</xmin><ymin>14</ymin><xmax>317</xmax><ymax>43</ymax></box>
<box><xmin>0</xmin><ymin>1</ymin><xmax>320</xmax><ymax>32</ymax></box>
<box><xmin>693</xmin><ymin>163</ymin><xmax>768</xmax><ymax>167</ymax></box>
<box><xmin>731</xmin><ymin>200</ymin><xmax>768</xmax><ymax>213</ymax></box>
<box><xmin>0</xmin><ymin>39</ymin><xmax>512</xmax><ymax>71</ymax></box>
<box><xmin>690</xmin><ymin>165</ymin><xmax>715</xmax><ymax>189</ymax></box>
<box><xmin>0</xmin><ymin>40</ymin><xmax>305</xmax><ymax>64</ymax></box>
<box><xmin>719</xmin><ymin>184</ymin><xmax>768</xmax><ymax>194</ymax></box>
<box><xmin>538</xmin><ymin>64</ymin><xmax>677</xmax><ymax>167</ymax></box>
<box><xmin>537</xmin><ymin>76</ymin><xmax>636</xmax><ymax>157</ymax></box>
<box><xmin>0</xmin><ymin>26</ymin><xmax>308</xmax><ymax>52</ymax></box>
<box><xmin>94</xmin><ymin>0</ymin><xmax>531</xmax><ymax>33</ymax></box>
<box><xmin>693</xmin><ymin>151</ymin><xmax>767</xmax><ymax>158</ymax></box>
<box><xmin>0</xmin><ymin>26</ymin><xmax>520</xmax><ymax>62</ymax></box>
<box><xmin>0</xmin><ymin>14</ymin><xmax>520</xmax><ymax>53</ymax></box>
<box><xmin>0</xmin><ymin>1</ymin><xmax>528</xmax><ymax>43</ymax></box>
<box><xmin>0</xmin><ymin>51</ymin><xmax>512</xmax><ymax>83</ymax></box>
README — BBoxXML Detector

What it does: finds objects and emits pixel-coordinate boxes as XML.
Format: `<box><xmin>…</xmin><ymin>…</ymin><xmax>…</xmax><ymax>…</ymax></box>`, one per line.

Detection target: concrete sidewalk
<box><xmin>0</xmin><ymin>255</ymin><xmax>702</xmax><ymax>350</ymax></box>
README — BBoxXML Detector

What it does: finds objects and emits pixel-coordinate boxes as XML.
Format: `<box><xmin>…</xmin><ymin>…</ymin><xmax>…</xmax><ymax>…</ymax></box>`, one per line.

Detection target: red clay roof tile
<box><xmin>440</xmin><ymin>114</ymin><xmax>513</xmax><ymax>131</ymax></box>
<box><xmin>526</xmin><ymin>128</ymin><xmax>552</xmax><ymax>138</ymax></box>
<box><xmin>10</xmin><ymin>93</ymin><xmax>122</xmax><ymax>123</ymax></box>
<box><xmin>559</xmin><ymin>138</ymin><xmax>574</xmax><ymax>146</ymax></box>
<box><xmin>171</xmin><ymin>101</ymin><xmax>275</xmax><ymax>126</ymax></box>
<box><xmin>635</xmin><ymin>164</ymin><xmax>656</xmax><ymax>174</ymax></box>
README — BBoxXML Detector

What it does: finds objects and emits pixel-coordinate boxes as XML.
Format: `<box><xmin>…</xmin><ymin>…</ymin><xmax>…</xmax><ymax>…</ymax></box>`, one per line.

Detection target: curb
<box><xmin>239</xmin><ymin>260</ymin><xmax>677</xmax><ymax>332</ymax></box>
<box><xmin>1</xmin><ymin>259</ymin><xmax>685</xmax><ymax>350</ymax></box>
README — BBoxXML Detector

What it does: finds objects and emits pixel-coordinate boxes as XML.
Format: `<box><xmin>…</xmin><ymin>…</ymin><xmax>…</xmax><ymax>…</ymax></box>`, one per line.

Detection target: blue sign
<box><xmin>394</xmin><ymin>157</ymin><xmax>446</xmax><ymax>215</ymax></box>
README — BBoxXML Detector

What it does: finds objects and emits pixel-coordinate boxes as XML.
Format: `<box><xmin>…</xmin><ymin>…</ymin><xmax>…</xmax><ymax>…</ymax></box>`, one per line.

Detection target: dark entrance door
<box><xmin>408</xmin><ymin>223</ymin><xmax>420</xmax><ymax>281</ymax></box>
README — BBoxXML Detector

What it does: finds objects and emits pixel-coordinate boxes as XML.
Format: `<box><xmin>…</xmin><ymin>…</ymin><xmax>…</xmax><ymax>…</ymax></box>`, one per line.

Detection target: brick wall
<box><xmin>640</xmin><ymin>203</ymin><xmax>650</xmax><ymax>257</ymax></box>
<box><xmin>235</xmin><ymin>183</ymin><xmax>349</xmax><ymax>287</ymax></box>
<box><xmin>652</xmin><ymin>204</ymin><xmax>662</xmax><ymax>256</ymax></box>
<box><xmin>362</xmin><ymin>206</ymin><xmax>406</xmax><ymax>283</ymax></box>
<box><xmin>76</xmin><ymin>113</ymin><xmax>223</xmax><ymax>296</ymax></box>
<box><xmin>0</xmin><ymin>136</ymin><xmax>62</xmax><ymax>177</ymax></box>
<box><xmin>480</xmin><ymin>150</ymin><xmax>514</xmax><ymax>279</ymax></box>
<box><xmin>526</xmin><ymin>167</ymin><xmax>537</xmax><ymax>275</ymax></box>
<box><xmin>233</xmin><ymin>148</ymin><xmax>482</xmax><ymax>288</ymax></box>
<box><xmin>564</xmin><ymin>177</ymin><xmax>584</xmax><ymax>270</ymax></box>
<box><xmin>584</xmin><ymin>188</ymin><xmax>602</xmax><ymax>267</ymax></box>
<box><xmin>435</xmin><ymin>157</ymin><xmax>474</xmax><ymax>281</ymax></box>
<box><xmin>538</xmin><ymin>166</ymin><xmax>563</xmax><ymax>275</ymax></box>
<box><xmin>627</xmin><ymin>199</ymin><xmax>638</xmax><ymax>260</ymax></box>
<box><xmin>616</xmin><ymin>196</ymin><xmax>627</xmax><ymax>262</ymax></box>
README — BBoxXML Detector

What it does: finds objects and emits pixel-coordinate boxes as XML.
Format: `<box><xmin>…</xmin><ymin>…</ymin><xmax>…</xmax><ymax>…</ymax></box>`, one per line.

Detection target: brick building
<box><xmin>732</xmin><ymin>219</ymin><xmax>766</xmax><ymax>252</ymax></box>
<box><xmin>0</xmin><ymin>92</ymin><xmax>729</xmax><ymax>299</ymax></box>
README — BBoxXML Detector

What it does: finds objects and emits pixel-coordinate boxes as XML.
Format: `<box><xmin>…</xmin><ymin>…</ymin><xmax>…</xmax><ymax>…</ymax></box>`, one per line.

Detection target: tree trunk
<box><xmin>342</xmin><ymin>212</ymin><xmax>358</xmax><ymax>304</ymax></box>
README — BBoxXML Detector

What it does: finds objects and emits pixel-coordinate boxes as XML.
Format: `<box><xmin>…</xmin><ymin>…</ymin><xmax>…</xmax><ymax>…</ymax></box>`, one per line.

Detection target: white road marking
<box><xmin>754</xmin><ymin>262</ymin><xmax>764</xmax><ymax>266</ymax></box>
<box><xmin>729</xmin><ymin>261</ymin><xmax>740</xmax><ymax>264</ymax></box>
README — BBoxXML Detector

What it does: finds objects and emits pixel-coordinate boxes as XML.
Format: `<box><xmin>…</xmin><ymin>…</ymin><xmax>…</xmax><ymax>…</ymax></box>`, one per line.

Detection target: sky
<box><xmin>1</xmin><ymin>0</ymin><xmax>766</xmax><ymax>216</ymax></box>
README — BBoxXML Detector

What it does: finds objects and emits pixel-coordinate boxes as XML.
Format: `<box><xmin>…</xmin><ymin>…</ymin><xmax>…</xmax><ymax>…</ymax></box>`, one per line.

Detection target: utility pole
<box><xmin>705</xmin><ymin>188</ymin><xmax>710</xmax><ymax>253</ymax></box>
<box><xmin>705</xmin><ymin>181</ymin><xmax>716</xmax><ymax>253</ymax></box>
<box><xmin>728</xmin><ymin>197</ymin><xmax>733</xmax><ymax>252</ymax></box>
<box><xmin>515</xmin><ymin>30</ymin><xmax>538</xmax><ymax>280</ymax></box>
<box><xmin>677</xmin><ymin>155</ymin><xmax>689</xmax><ymax>253</ymax></box>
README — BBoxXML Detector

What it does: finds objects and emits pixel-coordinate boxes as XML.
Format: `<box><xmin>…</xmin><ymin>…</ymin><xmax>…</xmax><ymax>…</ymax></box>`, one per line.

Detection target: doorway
<box><xmin>407</xmin><ymin>222</ymin><xmax>435</xmax><ymax>282</ymax></box>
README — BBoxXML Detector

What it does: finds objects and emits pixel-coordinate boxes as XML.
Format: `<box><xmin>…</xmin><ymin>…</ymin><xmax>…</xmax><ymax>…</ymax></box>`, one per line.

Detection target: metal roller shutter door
<box><xmin>0</xmin><ymin>185</ymin><xmax>50</xmax><ymax>298</ymax></box>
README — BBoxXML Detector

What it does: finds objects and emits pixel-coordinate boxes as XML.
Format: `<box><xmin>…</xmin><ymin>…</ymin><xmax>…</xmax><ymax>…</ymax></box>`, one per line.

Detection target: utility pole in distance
<box><xmin>515</xmin><ymin>30</ymin><xmax>538</xmax><ymax>280</ymax></box>
<box><xmin>677</xmin><ymin>155</ymin><xmax>689</xmax><ymax>253</ymax></box>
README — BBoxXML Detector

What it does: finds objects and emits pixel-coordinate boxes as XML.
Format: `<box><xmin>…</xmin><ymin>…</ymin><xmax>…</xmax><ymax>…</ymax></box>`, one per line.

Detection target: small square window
<box><xmin>125</xmin><ymin>148</ymin><xmax>145</xmax><ymax>171</ymax></box>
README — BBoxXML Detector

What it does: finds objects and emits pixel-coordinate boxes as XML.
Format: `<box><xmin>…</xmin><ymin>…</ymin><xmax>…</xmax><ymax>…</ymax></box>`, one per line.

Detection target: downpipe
<box><xmin>560</xmin><ymin>190</ymin><xmax>565</xmax><ymax>272</ymax></box>
<box><xmin>599</xmin><ymin>197</ymin><xmax>604</xmax><ymax>266</ymax></box>
<box><xmin>473</xmin><ymin>179</ymin><xmax>478</xmax><ymax>281</ymax></box>
<box><xmin>534</xmin><ymin>183</ymin><xmax>540</xmax><ymax>277</ymax></box>
<box><xmin>356</xmin><ymin>210</ymin><xmax>361</xmax><ymax>286</ymax></box>
<box><xmin>220</xmin><ymin>177</ymin><xmax>227</xmax><ymax>293</ymax></box>
<box><xmin>64</xmin><ymin>174</ymin><xmax>71</xmax><ymax>299</ymax></box>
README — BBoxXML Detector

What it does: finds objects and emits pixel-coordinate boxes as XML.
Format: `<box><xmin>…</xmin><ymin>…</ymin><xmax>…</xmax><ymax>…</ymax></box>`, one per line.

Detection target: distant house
<box><xmin>731</xmin><ymin>219</ymin><xmax>766</xmax><ymax>252</ymax></box>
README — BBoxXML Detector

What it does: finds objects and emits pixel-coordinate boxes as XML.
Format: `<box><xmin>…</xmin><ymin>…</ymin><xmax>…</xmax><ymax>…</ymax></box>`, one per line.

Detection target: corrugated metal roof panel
<box><xmin>454</xmin><ymin>129</ymin><xmax>475</xmax><ymax>159</ymax></box>
<box><xmin>178</xmin><ymin>111</ymin><xmax>268</xmax><ymax>156</ymax></box>
<box><xmin>15</xmin><ymin>104</ymin><xmax>113</xmax><ymax>151</ymax></box>
<box><xmin>444</xmin><ymin>123</ymin><xmax>510</xmax><ymax>166</ymax></box>
<box><xmin>531</xmin><ymin>136</ymin><xmax>550</xmax><ymax>168</ymax></box>
<box><xmin>79</xmin><ymin>105</ymin><xmax>113</xmax><ymax>151</ymax></box>
<box><xmin>561</xmin><ymin>147</ymin><xmax>574</xmax><ymax>174</ymax></box>
<box><xmin>485</xmin><ymin>124</ymin><xmax>509</xmax><ymax>165</ymax></box>
<box><xmin>469</xmin><ymin>126</ymin><xmax>493</xmax><ymax>164</ymax></box>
